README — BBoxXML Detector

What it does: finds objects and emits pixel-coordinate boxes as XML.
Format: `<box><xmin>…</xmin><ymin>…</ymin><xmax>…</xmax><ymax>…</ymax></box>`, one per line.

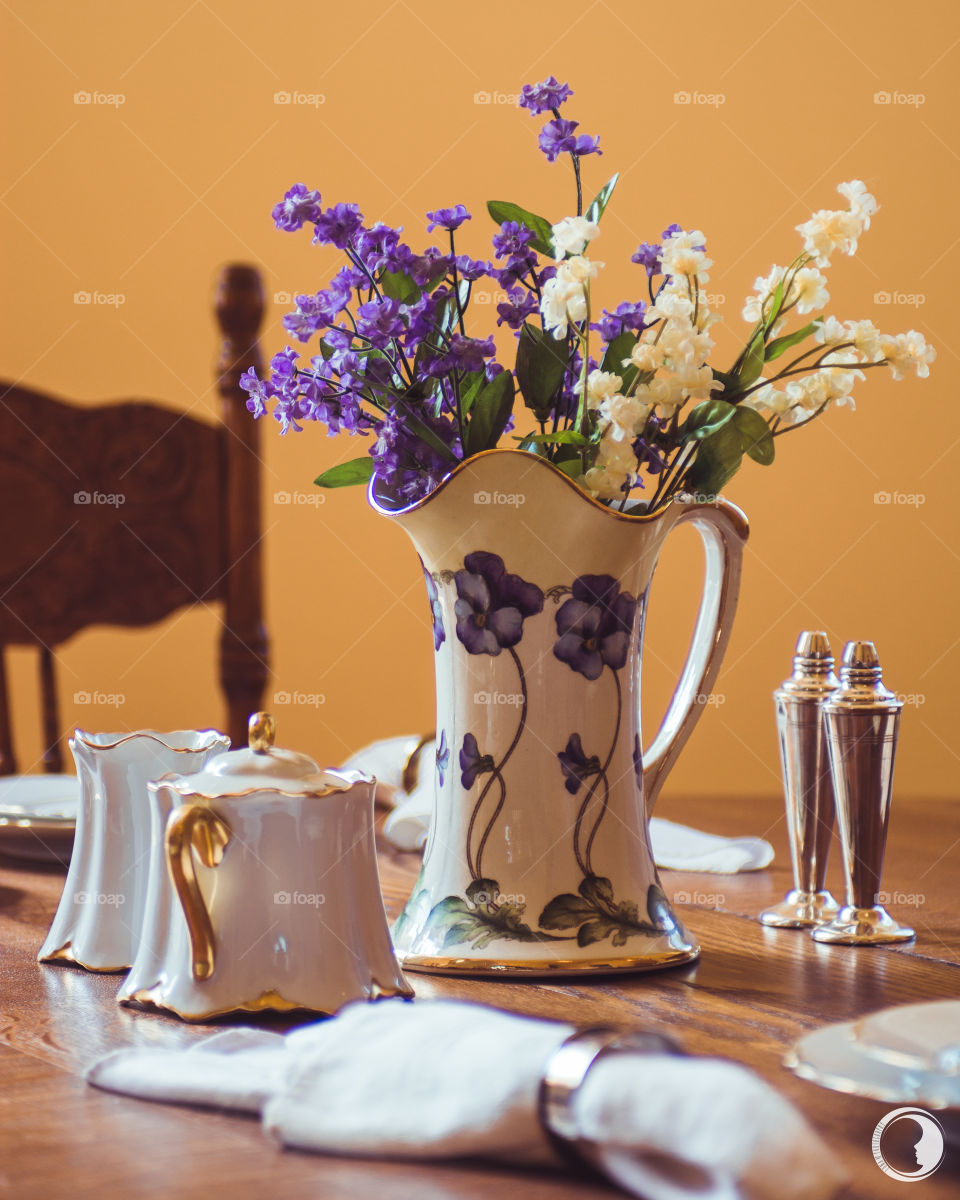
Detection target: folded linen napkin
<box><xmin>346</xmin><ymin>736</ymin><xmax>774</xmax><ymax>874</ymax></box>
<box><xmin>87</xmin><ymin>999</ymin><xmax>844</xmax><ymax>1200</ymax></box>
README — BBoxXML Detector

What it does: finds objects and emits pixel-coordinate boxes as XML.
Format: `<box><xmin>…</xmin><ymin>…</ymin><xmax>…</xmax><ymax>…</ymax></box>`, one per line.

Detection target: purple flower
<box><xmin>423</xmin><ymin>562</ymin><xmax>445</xmax><ymax>651</ymax></box>
<box><xmin>558</xmin><ymin>733</ymin><xmax>601</xmax><ymax>796</ymax></box>
<box><xmin>496</xmin><ymin>288</ymin><xmax>538</xmax><ymax>330</ymax></box>
<box><xmin>370</xmin><ymin>404</ymin><xmax>459</xmax><ymax>505</ymax></box>
<box><xmin>356</xmin><ymin>298</ymin><xmax>405</xmax><ymax>349</ymax></box>
<box><xmin>454</xmin><ymin>254</ymin><xmax>492</xmax><ymax>282</ymax></box>
<box><xmin>271</xmin><ymin>183</ymin><xmax>322</xmax><ymax>232</ymax></box>
<box><xmin>662</xmin><ymin>222</ymin><xmax>684</xmax><ymax>241</ymax></box>
<box><xmin>519</xmin><ymin>76</ymin><xmax>573</xmax><ymax>116</ymax></box>
<box><xmin>313</xmin><ymin>202</ymin><xmax>364</xmax><ymax>249</ymax></box>
<box><xmin>631</xmin><ymin>243</ymin><xmax>662</xmax><ymax>277</ymax></box>
<box><xmin>448</xmin><ymin>334</ymin><xmax>496</xmax><ymax>372</ymax></box>
<box><xmin>554</xmin><ymin>575</ymin><xmax>637</xmax><ymax>680</ymax></box>
<box><xmin>454</xmin><ymin>552</ymin><xmax>544</xmax><ymax>656</ymax></box>
<box><xmin>460</xmin><ymin>732</ymin><xmax>494</xmax><ymax>789</ymax></box>
<box><xmin>239</xmin><ymin>368</ymin><xmax>269</xmax><ymax>418</ymax></box>
<box><xmin>538</xmin><ymin>118</ymin><xmax>601</xmax><ymax>164</ymax></box>
<box><xmin>353</xmin><ymin>222</ymin><xmax>402</xmax><ymax>270</ymax></box>
<box><xmin>426</xmin><ymin>205</ymin><xmax>471</xmax><ymax>233</ymax></box>
<box><xmin>492</xmin><ymin>221</ymin><xmax>534</xmax><ymax>260</ymax></box>
<box><xmin>594</xmin><ymin>301</ymin><xmax>647</xmax><ymax>341</ymax></box>
<box><xmin>436</xmin><ymin>729</ymin><xmax>450</xmax><ymax>786</ymax></box>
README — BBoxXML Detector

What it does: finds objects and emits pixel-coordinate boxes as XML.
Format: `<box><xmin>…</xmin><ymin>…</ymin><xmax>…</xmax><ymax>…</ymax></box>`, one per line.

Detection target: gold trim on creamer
<box><xmin>38</xmin><ymin>942</ymin><xmax>129</xmax><ymax>973</ymax></box>
<box><xmin>397</xmin><ymin>944</ymin><xmax>699</xmax><ymax>977</ymax></box>
<box><xmin>368</xmin><ymin>446</ymin><xmax>749</xmax><ymax>536</ymax></box>
<box><xmin>71</xmin><ymin>729</ymin><xmax>230</xmax><ymax>753</ymax></box>
<box><xmin>119</xmin><ymin>980</ymin><xmax>414</xmax><ymax>1022</ymax></box>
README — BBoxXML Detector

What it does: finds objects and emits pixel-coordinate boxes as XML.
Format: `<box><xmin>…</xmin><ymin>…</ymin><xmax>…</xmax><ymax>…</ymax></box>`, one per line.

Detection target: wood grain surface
<box><xmin>1</xmin><ymin>792</ymin><xmax>957</xmax><ymax>1199</ymax></box>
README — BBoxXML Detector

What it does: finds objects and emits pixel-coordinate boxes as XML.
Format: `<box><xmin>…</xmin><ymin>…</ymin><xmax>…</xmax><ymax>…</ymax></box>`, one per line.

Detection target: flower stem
<box><xmin>583</xmin><ymin>669</ymin><xmax>621</xmax><ymax>875</ymax></box>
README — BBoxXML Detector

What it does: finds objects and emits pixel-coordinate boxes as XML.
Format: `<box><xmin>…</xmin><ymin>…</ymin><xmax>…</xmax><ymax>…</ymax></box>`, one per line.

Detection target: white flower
<box><xmin>645</xmin><ymin>375</ymin><xmax>686</xmax><ymax>414</ymax></box>
<box><xmin>790</xmin><ymin>267</ymin><xmax>830</xmax><ymax>314</ymax></box>
<box><xmin>743</xmin><ymin>382</ymin><xmax>793</xmax><ymax>417</ymax></box>
<box><xmin>837</xmin><ymin>180</ymin><xmax>878</xmax><ymax>228</ymax></box>
<box><xmin>844</xmin><ymin>319</ymin><xmax>882</xmax><ymax>361</ymax></box>
<box><xmin>742</xmin><ymin>265</ymin><xmax>785</xmax><ymax>324</ymax></box>
<box><xmin>559</xmin><ymin>255</ymin><xmax>601</xmax><ymax>285</ymax></box>
<box><xmin>672</xmin><ymin>362</ymin><xmax>722</xmax><ymax>401</ymax></box>
<box><xmin>661</xmin><ymin>229</ymin><xmax>712</xmax><ymax>279</ymax></box>
<box><xmin>581</xmin><ymin>369</ymin><xmax>623</xmax><ymax>410</ymax></box>
<box><xmin>815</xmin><ymin>315</ymin><xmax>847</xmax><ymax>346</ymax></box>
<box><xmin>583</xmin><ymin>436</ymin><xmax>639</xmax><ymax>499</ymax></box>
<box><xmin>878</xmin><ymin>330</ymin><xmax>936</xmax><ymax>380</ymax></box>
<box><xmin>540</xmin><ymin>256</ymin><xmax>601</xmax><ymax>337</ymax></box>
<box><xmin>599</xmin><ymin>392</ymin><xmax>651</xmax><ymax>441</ymax></box>
<box><xmin>646</xmin><ymin>291</ymin><xmax>695</xmax><ymax>324</ymax></box>
<box><xmin>551</xmin><ymin>216</ymin><xmax>600</xmax><ymax>258</ymax></box>
<box><xmin>626</xmin><ymin>340</ymin><xmax>664</xmax><ymax>373</ymax></box>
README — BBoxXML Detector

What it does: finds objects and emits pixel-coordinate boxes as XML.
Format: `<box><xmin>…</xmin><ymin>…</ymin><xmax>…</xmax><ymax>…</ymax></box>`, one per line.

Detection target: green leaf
<box><xmin>395</xmin><ymin>397</ymin><xmax>460</xmax><ymax>465</ymax></box>
<box><xmin>539</xmin><ymin>893</ymin><xmax>596</xmax><ymax>930</ymax></box>
<box><xmin>732</xmin><ymin>406</ymin><xmax>775</xmax><ymax>466</ymax></box>
<box><xmin>555</xmin><ymin>458</ymin><xmax>583</xmax><ymax>478</ymax></box>
<box><xmin>458</xmin><ymin>370</ymin><xmax>487</xmax><ymax>417</ymax></box>
<box><xmin>765</xmin><ymin>276</ymin><xmax>786</xmax><ymax>331</ymax></box>
<box><xmin>486</xmin><ymin>200</ymin><xmax>555</xmax><ymax>257</ymax></box>
<box><xmin>737</xmin><ymin>331</ymin><xmax>766</xmax><ymax>388</ymax></box>
<box><xmin>684</xmin><ymin>421</ymin><xmax>744</xmax><ymax>498</ymax></box>
<box><xmin>681</xmin><ymin>398</ymin><xmax>735</xmax><ymax>442</ymax></box>
<box><xmin>579</xmin><ymin>875</ymin><xmax>616</xmax><ymax>908</ymax></box>
<box><xmin>765</xmin><ymin>320</ymin><xmax>820</xmax><ymax>362</ymax></box>
<box><xmin>379</xmin><ymin>269</ymin><xmax>420</xmax><ymax>304</ymax></box>
<box><xmin>464</xmin><ymin>370</ymin><xmax>516</xmax><ymax>457</ymax></box>
<box><xmin>522</xmin><ymin>430</ymin><xmax>589</xmax><ymax>446</ymax></box>
<box><xmin>515</xmin><ymin>323</ymin><xmax>568</xmax><ymax>420</ymax></box>
<box><xmin>584</xmin><ymin>172</ymin><xmax>619</xmax><ymax>225</ymax></box>
<box><xmin>578</xmin><ymin>917</ymin><xmax>619</xmax><ymax>947</ymax></box>
<box><xmin>313</xmin><ymin>457</ymin><xmax>375</xmax><ymax>488</ymax></box>
<box><xmin>600</xmin><ymin>330</ymin><xmax>637</xmax><ymax>377</ymax></box>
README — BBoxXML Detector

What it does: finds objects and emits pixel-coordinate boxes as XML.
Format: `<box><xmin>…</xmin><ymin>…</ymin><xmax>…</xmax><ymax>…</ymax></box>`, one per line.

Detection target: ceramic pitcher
<box><xmin>118</xmin><ymin>713</ymin><xmax>412</xmax><ymax>1020</ymax></box>
<box><xmin>370</xmin><ymin>449</ymin><xmax>748</xmax><ymax>976</ymax></box>
<box><xmin>38</xmin><ymin>729</ymin><xmax>230</xmax><ymax>972</ymax></box>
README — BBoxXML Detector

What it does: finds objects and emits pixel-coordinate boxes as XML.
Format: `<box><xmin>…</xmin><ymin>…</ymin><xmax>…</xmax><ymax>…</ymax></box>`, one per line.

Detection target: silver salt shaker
<box><xmin>812</xmin><ymin>640</ymin><xmax>915</xmax><ymax>945</ymax></box>
<box><xmin>760</xmin><ymin>631</ymin><xmax>841</xmax><ymax>928</ymax></box>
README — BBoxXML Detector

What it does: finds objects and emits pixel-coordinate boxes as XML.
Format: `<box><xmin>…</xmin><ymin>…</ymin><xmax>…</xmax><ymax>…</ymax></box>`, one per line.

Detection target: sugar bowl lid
<box><xmin>155</xmin><ymin>712</ymin><xmax>370</xmax><ymax>799</ymax></box>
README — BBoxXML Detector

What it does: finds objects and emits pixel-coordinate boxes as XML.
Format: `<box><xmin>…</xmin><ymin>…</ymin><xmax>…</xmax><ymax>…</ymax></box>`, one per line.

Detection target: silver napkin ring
<box><xmin>538</xmin><ymin>1026</ymin><xmax>684</xmax><ymax>1153</ymax></box>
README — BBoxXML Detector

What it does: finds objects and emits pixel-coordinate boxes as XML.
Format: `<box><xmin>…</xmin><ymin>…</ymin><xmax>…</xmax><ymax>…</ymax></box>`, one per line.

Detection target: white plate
<box><xmin>786</xmin><ymin>1020</ymin><xmax>960</xmax><ymax>1145</ymax></box>
<box><xmin>0</xmin><ymin>774</ymin><xmax>78</xmax><ymax>864</ymax></box>
<box><xmin>853</xmin><ymin>1001</ymin><xmax>960</xmax><ymax>1075</ymax></box>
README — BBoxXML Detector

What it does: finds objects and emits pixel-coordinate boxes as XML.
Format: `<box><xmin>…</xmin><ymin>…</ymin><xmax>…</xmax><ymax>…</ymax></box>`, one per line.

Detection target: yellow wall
<box><xmin>2</xmin><ymin>0</ymin><xmax>958</xmax><ymax>803</ymax></box>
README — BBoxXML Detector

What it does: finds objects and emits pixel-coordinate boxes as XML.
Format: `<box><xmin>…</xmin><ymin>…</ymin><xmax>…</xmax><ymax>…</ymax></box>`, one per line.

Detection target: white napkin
<box><xmin>86</xmin><ymin>999</ymin><xmax>844</xmax><ymax>1200</ymax></box>
<box><xmin>353</xmin><ymin>735</ymin><xmax>774</xmax><ymax>873</ymax></box>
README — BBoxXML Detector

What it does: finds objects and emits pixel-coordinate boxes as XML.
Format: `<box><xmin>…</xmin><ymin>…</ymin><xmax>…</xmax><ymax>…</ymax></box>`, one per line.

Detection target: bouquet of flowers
<box><xmin>243</xmin><ymin>76</ymin><xmax>935</xmax><ymax>510</ymax></box>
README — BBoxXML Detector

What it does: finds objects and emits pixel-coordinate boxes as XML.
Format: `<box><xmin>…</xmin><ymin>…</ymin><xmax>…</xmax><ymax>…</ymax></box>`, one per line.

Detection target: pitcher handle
<box><xmin>642</xmin><ymin>496</ymin><xmax>748</xmax><ymax>813</ymax></box>
<box><xmin>166</xmin><ymin>804</ymin><xmax>231</xmax><ymax>982</ymax></box>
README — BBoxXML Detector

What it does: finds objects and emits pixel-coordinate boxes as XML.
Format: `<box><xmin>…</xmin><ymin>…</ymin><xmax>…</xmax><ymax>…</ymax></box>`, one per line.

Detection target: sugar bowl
<box><xmin>118</xmin><ymin>713</ymin><xmax>412</xmax><ymax>1020</ymax></box>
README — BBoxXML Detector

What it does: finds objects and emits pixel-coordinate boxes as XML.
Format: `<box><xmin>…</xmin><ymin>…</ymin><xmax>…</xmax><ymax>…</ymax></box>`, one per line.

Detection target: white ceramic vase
<box><xmin>371</xmin><ymin>449</ymin><xmax>748</xmax><ymax>976</ymax></box>
<box><xmin>38</xmin><ymin>729</ymin><xmax>230</xmax><ymax>972</ymax></box>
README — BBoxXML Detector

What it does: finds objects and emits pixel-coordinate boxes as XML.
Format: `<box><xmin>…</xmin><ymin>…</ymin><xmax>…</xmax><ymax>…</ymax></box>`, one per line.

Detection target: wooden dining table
<box><xmin>1</xmin><ymin>790</ymin><xmax>957</xmax><ymax>1199</ymax></box>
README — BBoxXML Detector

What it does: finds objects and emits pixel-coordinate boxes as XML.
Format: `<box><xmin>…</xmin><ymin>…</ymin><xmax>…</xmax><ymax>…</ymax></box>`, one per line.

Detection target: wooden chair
<box><xmin>0</xmin><ymin>265</ymin><xmax>270</xmax><ymax>774</ymax></box>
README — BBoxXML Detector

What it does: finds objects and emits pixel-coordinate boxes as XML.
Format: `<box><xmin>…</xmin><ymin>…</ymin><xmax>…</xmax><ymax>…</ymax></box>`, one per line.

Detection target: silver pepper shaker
<box><xmin>760</xmin><ymin>631</ymin><xmax>841</xmax><ymax>928</ymax></box>
<box><xmin>812</xmin><ymin>640</ymin><xmax>915</xmax><ymax>945</ymax></box>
